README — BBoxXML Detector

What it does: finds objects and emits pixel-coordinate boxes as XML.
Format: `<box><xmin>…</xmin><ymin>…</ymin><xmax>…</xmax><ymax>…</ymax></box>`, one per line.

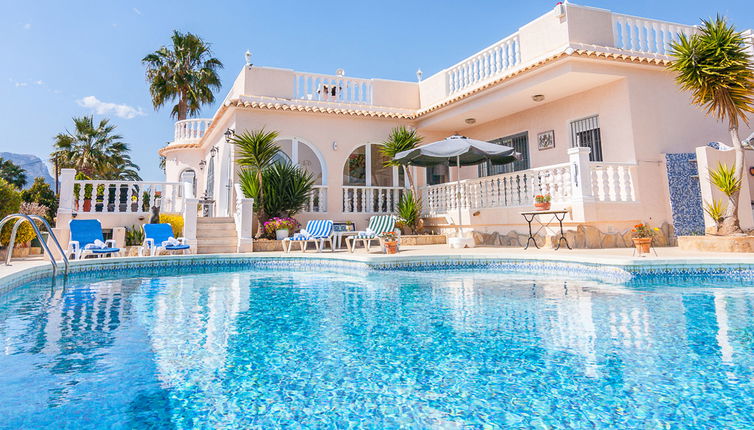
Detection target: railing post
<box><xmin>183</xmin><ymin>198</ymin><xmax>199</xmax><ymax>252</ymax></box>
<box><xmin>55</xmin><ymin>168</ymin><xmax>76</xmax><ymax>229</ymax></box>
<box><xmin>568</xmin><ymin>147</ymin><xmax>594</xmax><ymax>222</ymax></box>
<box><xmin>237</xmin><ymin>196</ymin><xmax>254</xmax><ymax>253</ymax></box>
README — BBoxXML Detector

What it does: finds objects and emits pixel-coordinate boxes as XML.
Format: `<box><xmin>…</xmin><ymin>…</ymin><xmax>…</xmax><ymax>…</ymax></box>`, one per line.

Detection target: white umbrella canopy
<box><xmin>393</xmin><ymin>135</ymin><xmax>519</xmax><ymax>167</ymax></box>
<box><xmin>393</xmin><ymin>135</ymin><xmax>520</xmax><ymax>241</ymax></box>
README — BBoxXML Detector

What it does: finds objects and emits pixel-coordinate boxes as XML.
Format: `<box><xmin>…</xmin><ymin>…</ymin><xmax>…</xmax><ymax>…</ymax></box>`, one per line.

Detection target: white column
<box><xmin>183</xmin><ymin>198</ymin><xmax>199</xmax><ymax>252</ymax></box>
<box><xmin>567</xmin><ymin>147</ymin><xmax>594</xmax><ymax>222</ymax></box>
<box><xmin>237</xmin><ymin>197</ymin><xmax>254</xmax><ymax>253</ymax></box>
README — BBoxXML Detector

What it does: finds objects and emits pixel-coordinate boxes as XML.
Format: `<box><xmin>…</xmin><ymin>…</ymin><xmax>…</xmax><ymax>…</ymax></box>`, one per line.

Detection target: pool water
<box><xmin>2</xmin><ymin>267</ymin><xmax>754</xmax><ymax>428</ymax></box>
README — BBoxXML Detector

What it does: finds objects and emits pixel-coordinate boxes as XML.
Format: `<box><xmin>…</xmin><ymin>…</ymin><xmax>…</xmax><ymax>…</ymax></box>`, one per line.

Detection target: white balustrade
<box><xmin>303</xmin><ymin>186</ymin><xmax>328</xmax><ymax>213</ymax></box>
<box><xmin>293</xmin><ymin>72</ymin><xmax>372</xmax><ymax>105</ymax></box>
<box><xmin>589</xmin><ymin>163</ymin><xmax>637</xmax><ymax>202</ymax></box>
<box><xmin>341</xmin><ymin>186</ymin><xmax>406</xmax><ymax>214</ymax></box>
<box><xmin>445</xmin><ymin>33</ymin><xmax>520</xmax><ymax>95</ymax></box>
<box><xmin>71</xmin><ymin>180</ymin><xmax>185</xmax><ymax>214</ymax></box>
<box><xmin>174</xmin><ymin>119</ymin><xmax>212</xmax><ymax>142</ymax></box>
<box><xmin>612</xmin><ymin>14</ymin><xmax>696</xmax><ymax>55</ymax></box>
<box><xmin>423</xmin><ymin>163</ymin><xmax>574</xmax><ymax>214</ymax></box>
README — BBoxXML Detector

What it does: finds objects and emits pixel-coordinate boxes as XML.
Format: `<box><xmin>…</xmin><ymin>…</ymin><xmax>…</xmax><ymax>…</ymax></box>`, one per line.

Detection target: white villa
<box><xmin>54</xmin><ymin>3</ymin><xmax>754</xmax><ymax>253</ymax></box>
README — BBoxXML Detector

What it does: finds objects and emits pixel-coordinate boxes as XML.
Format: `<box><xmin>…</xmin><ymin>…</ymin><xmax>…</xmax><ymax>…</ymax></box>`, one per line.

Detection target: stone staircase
<box><xmin>196</xmin><ymin>217</ymin><xmax>238</xmax><ymax>254</ymax></box>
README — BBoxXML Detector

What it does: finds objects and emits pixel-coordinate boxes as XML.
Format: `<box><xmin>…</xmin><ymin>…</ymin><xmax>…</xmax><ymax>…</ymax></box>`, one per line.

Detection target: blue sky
<box><xmin>2</xmin><ymin>0</ymin><xmax>752</xmax><ymax>181</ymax></box>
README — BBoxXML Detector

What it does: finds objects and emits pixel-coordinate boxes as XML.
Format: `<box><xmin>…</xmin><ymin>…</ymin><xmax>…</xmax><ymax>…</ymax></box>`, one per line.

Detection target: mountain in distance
<box><xmin>0</xmin><ymin>152</ymin><xmax>55</xmax><ymax>189</ymax></box>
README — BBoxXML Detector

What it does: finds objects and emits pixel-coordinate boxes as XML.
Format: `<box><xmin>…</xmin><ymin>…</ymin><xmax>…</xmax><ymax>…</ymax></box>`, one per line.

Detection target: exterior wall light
<box><xmin>532</xmin><ymin>94</ymin><xmax>545</xmax><ymax>102</ymax></box>
<box><xmin>245</xmin><ymin>50</ymin><xmax>252</xmax><ymax>67</ymax></box>
<box><xmin>224</xmin><ymin>128</ymin><xmax>236</xmax><ymax>143</ymax></box>
<box><xmin>749</xmin><ymin>166</ymin><xmax>754</xmax><ymax>176</ymax></box>
<box><xmin>199</xmin><ymin>160</ymin><xmax>206</xmax><ymax>170</ymax></box>
<box><xmin>332</xmin><ymin>141</ymin><xmax>338</xmax><ymax>151</ymax></box>
<box><xmin>416</xmin><ymin>69</ymin><xmax>423</xmax><ymax>81</ymax></box>
<box><xmin>336</xmin><ymin>68</ymin><xmax>345</xmax><ymax>77</ymax></box>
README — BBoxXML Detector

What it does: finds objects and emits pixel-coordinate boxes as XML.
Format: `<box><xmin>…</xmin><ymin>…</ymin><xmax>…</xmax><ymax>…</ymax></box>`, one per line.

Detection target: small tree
<box><xmin>0</xmin><ymin>158</ymin><xmax>27</xmax><ymax>189</ymax></box>
<box><xmin>21</xmin><ymin>178</ymin><xmax>57</xmax><ymax>223</ymax></box>
<box><xmin>232</xmin><ymin>129</ymin><xmax>281</xmax><ymax>237</ymax></box>
<box><xmin>380</xmin><ymin>126</ymin><xmax>423</xmax><ymax>195</ymax></box>
<box><xmin>668</xmin><ymin>17</ymin><xmax>754</xmax><ymax>235</ymax></box>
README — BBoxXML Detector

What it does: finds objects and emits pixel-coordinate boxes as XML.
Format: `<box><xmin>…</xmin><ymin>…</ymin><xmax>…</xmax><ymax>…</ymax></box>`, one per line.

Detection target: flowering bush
<box><xmin>631</xmin><ymin>223</ymin><xmax>660</xmax><ymax>238</ymax></box>
<box><xmin>534</xmin><ymin>194</ymin><xmax>551</xmax><ymax>203</ymax></box>
<box><xmin>264</xmin><ymin>217</ymin><xmax>299</xmax><ymax>236</ymax></box>
<box><xmin>380</xmin><ymin>231</ymin><xmax>398</xmax><ymax>242</ymax></box>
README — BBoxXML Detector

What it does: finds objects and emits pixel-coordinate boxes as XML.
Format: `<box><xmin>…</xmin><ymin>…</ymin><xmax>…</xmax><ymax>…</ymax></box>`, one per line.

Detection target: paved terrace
<box><xmin>2</xmin><ymin>246</ymin><xmax>754</xmax><ymax>287</ymax></box>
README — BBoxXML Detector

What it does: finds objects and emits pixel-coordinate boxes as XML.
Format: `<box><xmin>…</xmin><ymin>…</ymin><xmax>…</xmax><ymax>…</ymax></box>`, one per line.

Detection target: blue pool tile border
<box><xmin>2</xmin><ymin>254</ymin><xmax>754</xmax><ymax>294</ymax></box>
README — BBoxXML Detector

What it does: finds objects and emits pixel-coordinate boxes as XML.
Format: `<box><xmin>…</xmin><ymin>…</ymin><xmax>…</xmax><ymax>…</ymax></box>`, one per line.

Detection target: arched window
<box><xmin>273</xmin><ymin>138</ymin><xmax>326</xmax><ymax>185</ymax></box>
<box><xmin>343</xmin><ymin>144</ymin><xmax>404</xmax><ymax>187</ymax></box>
<box><xmin>179</xmin><ymin>168</ymin><xmax>197</xmax><ymax>197</ymax></box>
<box><xmin>342</xmin><ymin>144</ymin><xmax>406</xmax><ymax>213</ymax></box>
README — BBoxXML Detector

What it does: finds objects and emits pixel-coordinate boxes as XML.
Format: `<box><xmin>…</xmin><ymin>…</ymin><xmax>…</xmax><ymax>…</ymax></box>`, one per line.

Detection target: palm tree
<box><xmin>0</xmin><ymin>158</ymin><xmax>27</xmax><ymax>189</ymax></box>
<box><xmin>380</xmin><ymin>126</ymin><xmax>423</xmax><ymax>195</ymax></box>
<box><xmin>232</xmin><ymin>129</ymin><xmax>281</xmax><ymax>237</ymax></box>
<box><xmin>668</xmin><ymin>16</ymin><xmax>754</xmax><ymax>234</ymax></box>
<box><xmin>51</xmin><ymin>115</ymin><xmax>141</xmax><ymax>180</ymax></box>
<box><xmin>142</xmin><ymin>31</ymin><xmax>223</xmax><ymax>120</ymax></box>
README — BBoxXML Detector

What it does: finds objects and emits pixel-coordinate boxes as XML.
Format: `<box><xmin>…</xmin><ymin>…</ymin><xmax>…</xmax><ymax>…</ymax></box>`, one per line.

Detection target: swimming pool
<box><xmin>1</xmin><ymin>265</ymin><xmax>754</xmax><ymax>428</ymax></box>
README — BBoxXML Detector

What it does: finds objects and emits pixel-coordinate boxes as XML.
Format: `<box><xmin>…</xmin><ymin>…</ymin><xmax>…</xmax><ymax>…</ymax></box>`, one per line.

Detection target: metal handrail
<box><xmin>0</xmin><ymin>214</ymin><xmax>69</xmax><ymax>276</ymax></box>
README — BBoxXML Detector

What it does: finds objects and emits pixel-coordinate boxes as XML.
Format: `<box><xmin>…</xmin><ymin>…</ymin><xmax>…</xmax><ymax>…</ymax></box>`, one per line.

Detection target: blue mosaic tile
<box><xmin>665</xmin><ymin>153</ymin><xmax>705</xmax><ymax>236</ymax></box>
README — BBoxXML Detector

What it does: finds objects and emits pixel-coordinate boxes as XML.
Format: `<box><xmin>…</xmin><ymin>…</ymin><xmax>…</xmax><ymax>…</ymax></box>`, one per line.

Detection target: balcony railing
<box><xmin>421</xmin><ymin>160</ymin><xmax>639</xmax><ymax>215</ymax></box>
<box><xmin>293</xmin><ymin>72</ymin><xmax>373</xmax><ymax>105</ymax></box>
<box><xmin>422</xmin><ymin>163</ymin><xmax>573</xmax><ymax>214</ymax></box>
<box><xmin>446</xmin><ymin>33</ymin><xmax>521</xmax><ymax>96</ymax></box>
<box><xmin>174</xmin><ymin>119</ymin><xmax>212</xmax><ymax>143</ymax></box>
<box><xmin>71</xmin><ymin>180</ymin><xmax>187</xmax><ymax>214</ymax></box>
<box><xmin>342</xmin><ymin>186</ymin><xmax>406</xmax><ymax>214</ymax></box>
<box><xmin>611</xmin><ymin>14</ymin><xmax>696</xmax><ymax>56</ymax></box>
<box><xmin>589</xmin><ymin>162</ymin><xmax>637</xmax><ymax>202</ymax></box>
<box><xmin>303</xmin><ymin>186</ymin><xmax>328</xmax><ymax>213</ymax></box>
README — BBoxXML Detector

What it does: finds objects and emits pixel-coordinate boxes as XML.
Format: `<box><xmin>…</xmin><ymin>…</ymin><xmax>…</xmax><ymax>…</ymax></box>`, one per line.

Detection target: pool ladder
<box><xmin>0</xmin><ymin>214</ymin><xmax>69</xmax><ymax>276</ymax></box>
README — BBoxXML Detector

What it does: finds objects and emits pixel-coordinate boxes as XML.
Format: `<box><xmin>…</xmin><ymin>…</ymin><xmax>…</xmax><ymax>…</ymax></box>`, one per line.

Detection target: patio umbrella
<box><xmin>393</xmin><ymin>135</ymin><xmax>519</xmax><ymax>236</ymax></box>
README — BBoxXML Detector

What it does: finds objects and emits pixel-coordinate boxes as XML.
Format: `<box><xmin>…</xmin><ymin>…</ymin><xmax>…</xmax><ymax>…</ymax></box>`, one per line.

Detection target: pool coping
<box><xmin>2</xmin><ymin>251</ymin><xmax>754</xmax><ymax>293</ymax></box>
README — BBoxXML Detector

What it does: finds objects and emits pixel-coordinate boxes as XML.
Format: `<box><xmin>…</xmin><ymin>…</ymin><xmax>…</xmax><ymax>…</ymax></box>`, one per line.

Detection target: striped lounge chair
<box><xmin>282</xmin><ymin>219</ymin><xmax>334</xmax><ymax>253</ymax></box>
<box><xmin>67</xmin><ymin>219</ymin><xmax>121</xmax><ymax>260</ymax></box>
<box><xmin>346</xmin><ymin>215</ymin><xmax>399</xmax><ymax>253</ymax></box>
<box><xmin>140</xmin><ymin>223</ymin><xmax>191</xmax><ymax>256</ymax></box>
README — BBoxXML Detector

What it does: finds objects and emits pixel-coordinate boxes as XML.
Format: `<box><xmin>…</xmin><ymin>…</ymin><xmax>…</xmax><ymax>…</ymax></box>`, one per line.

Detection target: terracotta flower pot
<box><xmin>632</xmin><ymin>237</ymin><xmax>652</xmax><ymax>254</ymax></box>
<box><xmin>534</xmin><ymin>202</ymin><xmax>551</xmax><ymax>211</ymax></box>
<box><xmin>384</xmin><ymin>241</ymin><xmax>398</xmax><ymax>255</ymax></box>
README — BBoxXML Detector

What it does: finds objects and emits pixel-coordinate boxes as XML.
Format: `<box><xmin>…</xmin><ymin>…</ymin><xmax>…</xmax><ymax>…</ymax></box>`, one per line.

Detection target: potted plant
<box><xmin>125</xmin><ymin>225</ymin><xmax>145</xmax><ymax>256</ymax></box>
<box><xmin>534</xmin><ymin>194</ymin><xmax>551</xmax><ymax>211</ymax></box>
<box><xmin>381</xmin><ymin>231</ymin><xmax>399</xmax><ymax>254</ymax></box>
<box><xmin>631</xmin><ymin>223</ymin><xmax>660</xmax><ymax>255</ymax></box>
<box><xmin>264</xmin><ymin>217</ymin><xmax>299</xmax><ymax>240</ymax></box>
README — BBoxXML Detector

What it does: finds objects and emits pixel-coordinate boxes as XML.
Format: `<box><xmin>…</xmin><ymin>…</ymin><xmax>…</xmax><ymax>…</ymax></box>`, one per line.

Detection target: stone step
<box><xmin>197</xmin><ymin>224</ymin><xmax>237</xmax><ymax>233</ymax></box>
<box><xmin>196</xmin><ymin>245</ymin><xmax>237</xmax><ymax>254</ymax></box>
<box><xmin>197</xmin><ymin>237</ymin><xmax>237</xmax><ymax>246</ymax></box>
<box><xmin>197</xmin><ymin>217</ymin><xmax>234</xmax><ymax>224</ymax></box>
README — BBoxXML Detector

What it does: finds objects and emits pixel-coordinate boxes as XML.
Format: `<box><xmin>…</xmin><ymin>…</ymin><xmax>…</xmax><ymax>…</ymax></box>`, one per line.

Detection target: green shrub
<box><xmin>396</xmin><ymin>190</ymin><xmax>422</xmax><ymax>234</ymax></box>
<box><xmin>125</xmin><ymin>225</ymin><xmax>145</xmax><ymax>246</ymax></box>
<box><xmin>239</xmin><ymin>162</ymin><xmax>315</xmax><ymax>218</ymax></box>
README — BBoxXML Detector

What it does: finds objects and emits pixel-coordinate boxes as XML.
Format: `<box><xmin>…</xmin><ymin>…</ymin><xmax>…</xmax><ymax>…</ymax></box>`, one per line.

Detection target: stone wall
<box><xmin>472</xmin><ymin>222</ymin><xmax>676</xmax><ymax>249</ymax></box>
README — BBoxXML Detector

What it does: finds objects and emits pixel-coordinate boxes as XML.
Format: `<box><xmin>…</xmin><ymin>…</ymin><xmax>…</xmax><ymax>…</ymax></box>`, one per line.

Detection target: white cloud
<box><xmin>34</xmin><ymin>80</ymin><xmax>44</xmax><ymax>85</ymax></box>
<box><xmin>15</xmin><ymin>82</ymin><xmax>28</xmax><ymax>87</ymax></box>
<box><xmin>132</xmin><ymin>8</ymin><xmax>141</xmax><ymax>15</ymax></box>
<box><xmin>76</xmin><ymin>96</ymin><xmax>145</xmax><ymax>119</ymax></box>
<box><xmin>23</xmin><ymin>23</ymin><xmax>31</xmax><ymax>30</ymax></box>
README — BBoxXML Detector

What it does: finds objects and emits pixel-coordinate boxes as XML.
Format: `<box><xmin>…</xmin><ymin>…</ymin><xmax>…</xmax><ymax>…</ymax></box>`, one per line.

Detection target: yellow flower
<box><xmin>653</xmin><ymin>227</ymin><xmax>660</xmax><ymax>231</ymax></box>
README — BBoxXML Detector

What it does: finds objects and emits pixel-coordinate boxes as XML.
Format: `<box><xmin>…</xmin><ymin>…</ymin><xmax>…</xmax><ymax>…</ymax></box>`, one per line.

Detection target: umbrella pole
<box><xmin>456</xmin><ymin>155</ymin><xmax>463</xmax><ymax>238</ymax></box>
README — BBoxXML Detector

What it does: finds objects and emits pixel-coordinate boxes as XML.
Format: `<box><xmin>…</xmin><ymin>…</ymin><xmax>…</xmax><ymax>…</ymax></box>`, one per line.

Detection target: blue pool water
<box><xmin>1</xmin><ymin>267</ymin><xmax>754</xmax><ymax>428</ymax></box>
